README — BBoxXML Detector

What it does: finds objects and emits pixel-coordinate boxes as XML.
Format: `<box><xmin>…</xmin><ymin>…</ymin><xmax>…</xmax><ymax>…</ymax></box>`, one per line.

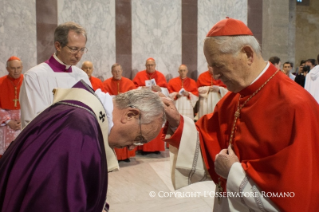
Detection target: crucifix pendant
<box><xmin>234</xmin><ymin>109</ymin><xmax>240</xmax><ymax>118</ymax></box>
<box><xmin>13</xmin><ymin>98</ymin><xmax>18</xmax><ymax>107</ymax></box>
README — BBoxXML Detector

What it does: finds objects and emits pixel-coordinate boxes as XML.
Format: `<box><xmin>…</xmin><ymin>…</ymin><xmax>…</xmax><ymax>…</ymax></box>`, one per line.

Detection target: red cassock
<box><xmin>90</xmin><ymin>76</ymin><xmax>106</xmax><ymax>92</ymax></box>
<box><xmin>168</xmin><ymin>77</ymin><xmax>199</xmax><ymax>97</ymax></box>
<box><xmin>133</xmin><ymin>70</ymin><xmax>168</xmax><ymax>152</ymax></box>
<box><xmin>197</xmin><ymin>70</ymin><xmax>226</xmax><ymax>87</ymax></box>
<box><xmin>103</xmin><ymin>77</ymin><xmax>136</xmax><ymax>160</ymax></box>
<box><xmin>166</xmin><ymin>64</ymin><xmax>319</xmax><ymax>211</ymax></box>
<box><xmin>0</xmin><ymin>75</ymin><xmax>24</xmax><ymax>110</ymax></box>
<box><xmin>103</xmin><ymin>77</ymin><xmax>135</xmax><ymax>95</ymax></box>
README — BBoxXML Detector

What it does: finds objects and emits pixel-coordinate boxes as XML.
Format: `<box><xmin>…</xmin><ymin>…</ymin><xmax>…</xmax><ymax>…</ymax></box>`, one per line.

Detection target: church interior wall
<box><xmin>0</xmin><ymin>0</ymin><xmax>37</xmax><ymax>77</ymax></box>
<box><xmin>3</xmin><ymin>1</ymin><xmax>317</xmax><ymax>81</ymax></box>
<box><xmin>295</xmin><ymin>0</ymin><xmax>319</xmax><ymax>67</ymax></box>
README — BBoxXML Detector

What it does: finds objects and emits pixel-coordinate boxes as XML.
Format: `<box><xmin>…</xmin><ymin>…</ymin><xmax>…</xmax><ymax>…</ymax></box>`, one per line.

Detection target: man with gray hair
<box><xmin>0</xmin><ymin>80</ymin><xmax>165</xmax><ymax>211</ymax></box>
<box><xmin>162</xmin><ymin>18</ymin><xmax>319</xmax><ymax>211</ymax></box>
<box><xmin>20</xmin><ymin>22</ymin><xmax>91</xmax><ymax>128</ymax></box>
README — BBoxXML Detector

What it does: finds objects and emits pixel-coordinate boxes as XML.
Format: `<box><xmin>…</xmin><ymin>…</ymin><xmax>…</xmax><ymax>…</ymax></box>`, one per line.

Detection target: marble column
<box><xmin>0</xmin><ymin>0</ymin><xmax>37</xmax><ymax>76</ymax></box>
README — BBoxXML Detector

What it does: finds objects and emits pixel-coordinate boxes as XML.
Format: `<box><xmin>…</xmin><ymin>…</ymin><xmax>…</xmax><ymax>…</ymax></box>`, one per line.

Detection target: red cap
<box><xmin>206</xmin><ymin>17</ymin><xmax>253</xmax><ymax>37</ymax></box>
<box><xmin>7</xmin><ymin>56</ymin><xmax>21</xmax><ymax>62</ymax></box>
<box><xmin>146</xmin><ymin>57</ymin><xmax>155</xmax><ymax>61</ymax></box>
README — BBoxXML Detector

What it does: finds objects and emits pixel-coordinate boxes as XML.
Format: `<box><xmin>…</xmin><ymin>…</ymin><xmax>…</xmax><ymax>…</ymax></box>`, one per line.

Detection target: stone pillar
<box><xmin>262</xmin><ymin>0</ymin><xmax>291</xmax><ymax>65</ymax></box>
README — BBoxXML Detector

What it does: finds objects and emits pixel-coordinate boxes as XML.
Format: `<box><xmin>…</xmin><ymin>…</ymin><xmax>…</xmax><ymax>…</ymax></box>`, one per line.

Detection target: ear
<box><xmin>242</xmin><ymin>46</ymin><xmax>254</xmax><ymax>65</ymax></box>
<box><xmin>54</xmin><ymin>41</ymin><xmax>62</xmax><ymax>52</ymax></box>
<box><xmin>121</xmin><ymin>108</ymin><xmax>140</xmax><ymax>123</ymax></box>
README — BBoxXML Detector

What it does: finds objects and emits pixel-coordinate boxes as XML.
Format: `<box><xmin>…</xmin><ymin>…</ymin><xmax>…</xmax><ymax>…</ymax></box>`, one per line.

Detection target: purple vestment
<box><xmin>0</xmin><ymin>81</ymin><xmax>108</xmax><ymax>212</ymax></box>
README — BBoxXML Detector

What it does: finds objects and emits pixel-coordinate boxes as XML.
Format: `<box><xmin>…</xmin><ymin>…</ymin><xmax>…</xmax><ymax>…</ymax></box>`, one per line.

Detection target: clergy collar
<box><xmin>45</xmin><ymin>54</ymin><xmax>72</xmax><ymax>73</ymax></box>
<box><xmin>250</xmin><ymin>62</ymin><xmax>270</xmax><ymax>85</ymax></box>
<box><xmin>7</xmin><ymin>74</ymin><xmax>23</xmax><ymax>81</ymax></box>
<box><xmin>112</xmin><ymin>77</ymin><xmax>122</xmax><ymax>81</ymax></box>
<box><xmin>239</xmin><ymin>62</ymin><xmax>277</xmax><ymax>97</ymax></box>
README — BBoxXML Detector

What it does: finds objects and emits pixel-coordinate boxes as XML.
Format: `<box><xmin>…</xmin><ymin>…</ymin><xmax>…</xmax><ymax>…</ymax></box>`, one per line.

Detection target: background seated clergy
<box><xmin>162</xmin><ymin>18</ymin><xmax>319</xmax><ymax>212</ymax></box>
<box><xmin>19</xmin><ymin>22</ymin><xmax>91</xmax><ymax>128</ymax></box>
<box><xmin>0</xmin><ymin>80</ymin><xmax>165</xmax><ymax>212</ymax></box>
<box><xmin>0</xmin><ymin>56</ymin><xmax>24</xmax><ymax>157</ymax></box>
<box><xmin>168</xmin><ymin>64</ymin><xmax>198</xmax><ymax>119</ymax></box>
<box><xmin>81</xmin><ymin>60</ymin><xmax>106</xmax><ymax>91</ymax></box>
<box><xmin>197</xmin><ymin>65</ymin><xmax>228</xmax><ymax>119</ymax></box>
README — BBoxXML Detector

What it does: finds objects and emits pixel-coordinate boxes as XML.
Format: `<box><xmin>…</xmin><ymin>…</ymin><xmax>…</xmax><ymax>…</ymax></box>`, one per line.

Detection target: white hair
<box><xmin>206</xmin><ymin>35</ymin><xmax>261</xmax><ymax>56</ymax></box>
<box><xmin>114</xmin><ymin>89</ymin><xmax>166</xmax><ymax>124</ymax></box>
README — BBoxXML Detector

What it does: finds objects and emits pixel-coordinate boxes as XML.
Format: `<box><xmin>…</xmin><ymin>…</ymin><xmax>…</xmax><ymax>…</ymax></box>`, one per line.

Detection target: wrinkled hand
<box><xmin>7</xmin><ymin>120</ymin><xmax>21</xmax><ymax>131</ymax></box>
<box><xmin>214</xmin><ymin>145</ymin><xmax>239</xmax><ymax>179</ymax></box>
<box><xmin>176</xmin><ymin>94</ymin><xmax>182</xmax><ymax>98</ymax></box>
<box><xmin>182</xmin><ymin>90</ymin><xmax>189</xmax><ymax>97</ymax></box>
<box><xmin>152</xmin><ymin>85</ymin><xmax>162</xmax><ymax>92</ymax></box>
<box><xmin>209</xmin><ymin>86</ymin><xmax>220</xmax><ymax>93</ymax></box>
<box><xmin>161</xmin><ymin>97</ymin><xmax>180</xmax><ymax>128</ymax></box>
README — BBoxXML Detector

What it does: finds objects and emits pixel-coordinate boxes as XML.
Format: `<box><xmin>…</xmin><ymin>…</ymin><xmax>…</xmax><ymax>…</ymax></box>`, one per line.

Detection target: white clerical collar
<box><xmin>53</xmin><ymin>53</ymin><xmax>72</xmax><ymax>70</ymax></box>
<box><xmin>94</xmin><ymin>89</ymin><xmax>114</xmax><ymax>134</ymax></box>
<box><xmin>250</xmin><ymin>62</ymin><xmax>270</xmax><ymax>85</ymax></box>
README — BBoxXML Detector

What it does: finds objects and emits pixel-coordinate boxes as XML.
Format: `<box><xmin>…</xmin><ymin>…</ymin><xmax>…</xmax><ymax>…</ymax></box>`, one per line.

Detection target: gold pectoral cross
<box><xmin>13</xmin><ymin>98</ymin><xmax>19</xmax><ymax>107</ymax></box>
<box><xmin>234</xmin><ymin>109</ymin><xmax>240</xmax><ymax>118</ymax></box>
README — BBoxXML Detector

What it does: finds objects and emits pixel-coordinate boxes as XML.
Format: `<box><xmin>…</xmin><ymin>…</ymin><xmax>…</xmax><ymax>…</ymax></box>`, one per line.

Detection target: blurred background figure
<box><xmin>168</xmin><ymin>64</ymin><xmax>198</xmax><ymax>119</ymax></box>
<box><xmin>81</xmin><ymin>61</ymin><xmax>105</xmax><ymax>92</ymax></box>
<box><xmin>196</xmin><ymin>65</ymin><xmax>228</xmax><ymax>119</ymax></box>
<box><xmin>0</xmin><ymin>56</ymin><xmax>23</xmax><ymax>157</ymax></box>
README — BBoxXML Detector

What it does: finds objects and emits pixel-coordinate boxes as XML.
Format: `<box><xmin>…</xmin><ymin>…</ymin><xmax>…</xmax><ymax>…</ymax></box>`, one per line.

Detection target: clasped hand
<box><xmin>214</xmin><ymin>145</ymin><xmax>239</xmax><ymax>179</ymax></box>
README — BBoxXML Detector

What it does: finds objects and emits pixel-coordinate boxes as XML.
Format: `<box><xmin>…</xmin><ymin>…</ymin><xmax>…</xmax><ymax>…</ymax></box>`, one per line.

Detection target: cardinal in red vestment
<box><xmin>168</xmin><ymin>64</ymin><xmax>198</xmax><ymax>119</ymax></box>
<box><xmin>81</xmin><ymin>61</ymin><xmax>105</xmax><ymax>92</ymax></box>
<box><xmin>0</xmin><ymin>56</ymin><xmax>23</xmax><ymax>157</ymax></box>
<box><xmin>163</xmin><ymin>18</ymin><xmax>319</xmax><ymax>212</ymax></box>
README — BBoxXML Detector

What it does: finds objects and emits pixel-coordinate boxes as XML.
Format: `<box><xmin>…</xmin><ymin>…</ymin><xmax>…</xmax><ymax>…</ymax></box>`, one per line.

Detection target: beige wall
<box><xmin>295</xmin><ymin>0</ymin><xmax>319</xmax><ymax>67</ymax></box>
<box><xmin>262</xmin><ymin>0</ymin><xmax>296</xmax><ymax>68</ymax></box>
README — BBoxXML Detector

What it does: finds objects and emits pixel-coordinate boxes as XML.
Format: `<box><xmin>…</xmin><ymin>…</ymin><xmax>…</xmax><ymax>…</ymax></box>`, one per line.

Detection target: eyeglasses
<box><xmin>66</xmin><ymin>46</ymin><xmax>88</xmax><ymax>54</ymax></box>
<box><xmin>133</xmin><ymin>113</ymin><xmax>148</xmax><ymax>146</ymax></box>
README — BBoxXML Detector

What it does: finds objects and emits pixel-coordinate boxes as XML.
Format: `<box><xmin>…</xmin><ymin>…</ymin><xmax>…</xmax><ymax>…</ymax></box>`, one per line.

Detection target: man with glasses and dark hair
<box><xmin>20</xmin><ymin>22</ymin><xmax>91</xmax><ymax>128</ymax></box>
<box><xmin>0</xmin><ymin>80</ymin><xmax>165</xmax><ymax>212</ymax></box>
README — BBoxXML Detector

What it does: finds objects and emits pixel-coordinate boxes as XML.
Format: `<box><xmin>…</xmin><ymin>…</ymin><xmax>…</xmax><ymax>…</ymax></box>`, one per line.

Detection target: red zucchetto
<box><xmin>206</xmin><ymin>17</ymin><xmax>253</xmax><ymax>37</ymax></box>
<box><xmin>7</xmin><ymin>56</ymin><xmax>21</xmax><ymax>62</ymax></box>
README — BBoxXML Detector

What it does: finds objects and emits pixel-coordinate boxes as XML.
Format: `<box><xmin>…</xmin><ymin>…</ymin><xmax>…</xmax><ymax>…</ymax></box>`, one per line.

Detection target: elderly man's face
<box><xmin>145</xmin><ymin>60</ymin><xmax>156</xmax><ymax>73</ymax></box>
<box><xmin>81</xmin><ymin>61</ymin><xmax>93</xmax><ymax>78</ymax></box>
<box><xmin>178</xmin><ymin>65</ymin><xmax>188</xmax><ymax>79</ymax></box>
<box><xmin>204</xmin><ymin>38</ymin><xmax>251</xmax><ymax>93</ymax></box>
<box><xmin>112</xmin><ymin>66</ymin><xmax>123</xmax><ymax>80</ymax></box>
<box><xmin>7</xmin><ymin>60</ymin><xmax>23</xmax><ymax>79</ymax></box>
<box><xmin>55</xmin><ymin>30</ymin><xmax>87</xmax><ymax>65</ymax></box>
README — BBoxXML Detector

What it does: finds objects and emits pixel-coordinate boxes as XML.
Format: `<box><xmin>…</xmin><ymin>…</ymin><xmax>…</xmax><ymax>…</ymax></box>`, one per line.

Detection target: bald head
<box><xmin>178</xmin><ymin>65</ymin><xmax>188</xmax><ymax>79</ymax></box>
<box><xmin>145</xmin><ymin>58</ymin><xmax>156</xmax><ymax>74</ymax></box>
<box><xmin>81</xmin><ymin>61</ymin><xmax>94</xmax><ymax>78</ymax></box>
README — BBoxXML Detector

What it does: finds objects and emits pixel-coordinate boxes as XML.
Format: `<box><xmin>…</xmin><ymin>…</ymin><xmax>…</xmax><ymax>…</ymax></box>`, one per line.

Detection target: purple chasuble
<box><xmin>0</xmin><ymin>81</ymin><xmax>108</xmax><ymax>212</ymax></box>
<box><xmin>45</xmin><ymin>56</ymin><xmax>73</xmax><ymax>73</ymax></box>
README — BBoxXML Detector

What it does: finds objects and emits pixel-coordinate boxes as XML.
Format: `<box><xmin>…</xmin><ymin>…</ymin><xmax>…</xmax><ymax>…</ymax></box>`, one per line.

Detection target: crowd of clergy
<box><xmin>1</xmin><ymin>53</ymin><xmax>319</xmax><ymax>162</ymax></box>
<box><xmin>0</xmin><ymin>53</ymin><xmax>230</xmax><ymax>161</ymax></box>
<box><xmin>0</xmin><ymin>19</ymin><xmax>319</xmax><ymax>211</ymax></box>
